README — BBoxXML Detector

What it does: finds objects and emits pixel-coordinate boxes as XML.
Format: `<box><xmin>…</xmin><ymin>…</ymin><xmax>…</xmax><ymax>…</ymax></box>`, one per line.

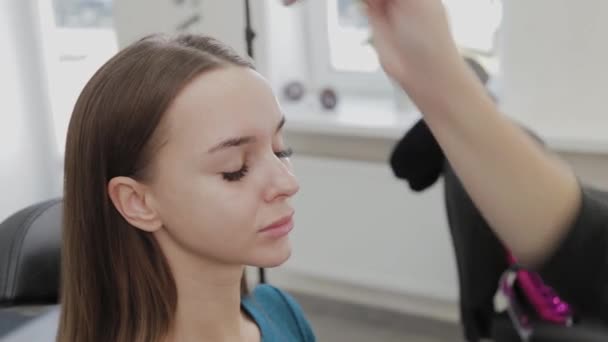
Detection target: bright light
<box><xmin>328</xmin><ymin>0</ymin><xmax>379</xmax><ymax>72</ymax></box>
<box><xmin>443</xmin><ymin>0</ymin><xmax>503</xmax><ymax>54</ymax></box>
<box><xmin>327</xmin><ymin>0</ymin><xmax>503</xmax><ymax>73</ymax></box>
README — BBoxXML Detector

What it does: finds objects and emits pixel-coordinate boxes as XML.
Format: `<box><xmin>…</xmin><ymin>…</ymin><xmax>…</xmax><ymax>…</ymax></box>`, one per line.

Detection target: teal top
<box><xmin>241</xmin><ymin>284</ymin><xmax>316</xmax><ymax>342</ymax></box>
<box><xmin>2</xmin><ymin>284</ymin><xmax>315</xmax><ymax>341</ymax></box>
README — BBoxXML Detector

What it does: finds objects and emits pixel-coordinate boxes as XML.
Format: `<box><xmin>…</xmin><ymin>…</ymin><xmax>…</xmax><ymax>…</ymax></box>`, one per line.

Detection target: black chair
<box><xmin>443</xmin><ymin>162</ymin><xmax>608</xmax><ymax>341</ymax></box>
<box><xmin>0</xmin><ymin>199</ymin><xmax>62</xmax><ymax>338</ymax></box>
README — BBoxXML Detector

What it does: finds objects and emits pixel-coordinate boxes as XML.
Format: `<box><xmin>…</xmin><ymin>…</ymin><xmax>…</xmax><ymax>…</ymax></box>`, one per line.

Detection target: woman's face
<box><xmin>147</xmin><ymin>67</ymin><xmax>299</xmax><ymax>268</ymax></box>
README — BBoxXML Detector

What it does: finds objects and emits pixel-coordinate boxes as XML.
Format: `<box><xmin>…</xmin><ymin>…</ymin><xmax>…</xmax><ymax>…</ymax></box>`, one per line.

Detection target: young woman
<box><xmin>361</xmin><ymin>0</ymin><xmax>608</xmax><ymax>322</ymax></box>
<box><xmin>58</xmin><ymin>34</ymin><xmax>315</xmax><ymax>342</ymax></box>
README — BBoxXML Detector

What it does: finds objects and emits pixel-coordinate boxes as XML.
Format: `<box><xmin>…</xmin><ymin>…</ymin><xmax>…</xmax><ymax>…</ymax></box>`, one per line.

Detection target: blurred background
<box><xmin>2</xmin><ymin>1</ymin><xmax>608</xmax><ymax>341</ymax></box>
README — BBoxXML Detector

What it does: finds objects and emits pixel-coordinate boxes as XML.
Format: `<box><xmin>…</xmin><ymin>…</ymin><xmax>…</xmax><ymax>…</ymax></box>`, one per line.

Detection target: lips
<box><xmin>260</xmin><ymin>212</ymin><xmax>294</xmax><ymax>232</ymax></box>
<box><xmin>258</xmin><ymin>211</ymin><xmax>295</xmax><ymax>239</ymax></box>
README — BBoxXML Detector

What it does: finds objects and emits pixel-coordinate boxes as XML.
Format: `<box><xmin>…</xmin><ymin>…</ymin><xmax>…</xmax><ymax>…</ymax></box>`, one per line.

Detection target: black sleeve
<box><xmin>539</xmin><ymin>187</ymin><xmax>608</xmax><ymax>323</ymax></box>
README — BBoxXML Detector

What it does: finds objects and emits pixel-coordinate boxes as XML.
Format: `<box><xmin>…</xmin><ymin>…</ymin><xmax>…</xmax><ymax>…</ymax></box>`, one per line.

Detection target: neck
<box><xmin>171</xmin><ymin>267</ymin><xmax>247</xmax><ymax>341</ymax></box>
<box><xmin>156</xmin><ymin>233</ymin><xmax>255</xmax><ymax>341</ymax></box>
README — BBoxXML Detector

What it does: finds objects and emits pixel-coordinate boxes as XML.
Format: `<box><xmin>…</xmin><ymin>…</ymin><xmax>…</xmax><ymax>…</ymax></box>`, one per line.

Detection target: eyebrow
<box><xmin>207</xmin><ymin>116</ymin><xmax>286</xmax><ymax>154</ymax></box>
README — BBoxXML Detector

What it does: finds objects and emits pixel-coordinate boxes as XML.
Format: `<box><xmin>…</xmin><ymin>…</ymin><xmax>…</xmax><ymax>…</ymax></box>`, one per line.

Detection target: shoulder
<box><xmin>248</xmin><ymin>284</ymin><xmax>307</xmax><ymax>323</ymax></box>
<box><xmin>245</xmin><ymin>284</ymin><xmax>316</xmax><ymax>341</ymax></box>
<box><xmin>249</xmin><ymin>284</ymin><xmax>297</xmax><ymax>310</ymax></box>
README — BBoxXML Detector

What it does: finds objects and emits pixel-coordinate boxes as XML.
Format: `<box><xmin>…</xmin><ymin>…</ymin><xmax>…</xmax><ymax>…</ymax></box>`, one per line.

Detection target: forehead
<box><xmin>163</xmin><ymin>67</ymin><xmax>281</xmax><ymax>146</ymax></box>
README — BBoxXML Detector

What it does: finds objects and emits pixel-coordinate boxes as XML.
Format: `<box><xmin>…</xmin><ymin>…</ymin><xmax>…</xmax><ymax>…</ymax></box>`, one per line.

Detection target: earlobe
<box><xmin>107</xmin><ymin>177</ymin><xmax>163</xmax><ymax>232</ymax></box>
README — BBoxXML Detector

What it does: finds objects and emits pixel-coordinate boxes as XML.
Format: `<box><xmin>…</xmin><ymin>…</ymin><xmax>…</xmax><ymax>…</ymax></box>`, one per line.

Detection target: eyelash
<box><xmin>222</xmin><ymin>148</ymin><xmax>293</xmax><ymax>182</ymax></box>
<box><xmin>274</xmin><ymin>147</ymin><xmax>293</xmax><ymax>159</ymax></box>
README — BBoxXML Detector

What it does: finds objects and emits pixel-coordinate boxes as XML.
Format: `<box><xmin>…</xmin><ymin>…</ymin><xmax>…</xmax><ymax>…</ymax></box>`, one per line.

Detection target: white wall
<box><xmin>500</xmin><ymin>0</ymin><xmax>608</xmax><ymax>145</ymax></box>
<box><xmin>0</xmin><ymin>1</ymin><xmax>61</xmax><ymax>221</ymax></box>
<box><xmin>270</xmin><ymin>155</ymin><xmax>460</xmax><ymax>321</ymax></box>
<box><xmin>113</xmin><ymin>0</ymin><xmax>248</xmax><ymax>54</ymax></box>
<box><xmin>255</xmin><ymin>0</ymin><xmax>310</xmax><ymax>93</ymax></box>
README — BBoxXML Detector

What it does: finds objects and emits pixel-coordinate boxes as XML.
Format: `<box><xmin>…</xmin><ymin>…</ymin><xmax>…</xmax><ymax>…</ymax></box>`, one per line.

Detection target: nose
<box><xmin>263</xmin><ymin>155</ymin><xmax>300</xmax><ymax>203</ymax></box>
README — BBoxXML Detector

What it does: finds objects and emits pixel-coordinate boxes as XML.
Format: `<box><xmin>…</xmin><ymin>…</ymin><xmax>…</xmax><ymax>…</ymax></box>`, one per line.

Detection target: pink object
<box><xmin>506</xmin><ymin>252</ymin><xmax>573</xmax><ymax>326</ymax></box>
<box><xmin>515</xmin><ymin>269</ymin><xmax>573</xmax><ymax>325</ymax></box>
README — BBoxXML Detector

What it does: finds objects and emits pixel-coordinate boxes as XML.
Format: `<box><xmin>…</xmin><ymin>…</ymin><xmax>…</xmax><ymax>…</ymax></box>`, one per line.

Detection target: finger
<box><xmin>365</xmin><ymin>0</ymin><xmax>399</xmax><ymax>58</ymax></box>
<box><xmin>363</xmin><ymin>0</ymin><xmax>388</xmax><ymax>14</ymax></box>
<box><xmin>365</xmin><ymin>0</ymin><xmax>392</xmax><ymax>36</ymax></box>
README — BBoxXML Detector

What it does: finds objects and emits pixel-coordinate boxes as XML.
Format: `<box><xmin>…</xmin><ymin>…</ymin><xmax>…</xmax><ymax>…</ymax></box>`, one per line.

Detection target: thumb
<box><xmin>363</xmin><ymin>0</ymin><xmax>388</xmax><ymax>12</ymax></box>
<box><xmin>364</xmin><ymin>0</ymin><xmax>393</xmax><ymax>38</ymax></box>
<box><xmin>364</xmin><ymin>0</ymin><xmax>395</xmax><ymax>48</ymax></box>
<box><xmin>364</xmin><ymin>0</ymin><xmax>407</xmax><ymax>81</ymax></box>
<box><xmin>363</xmin><ymin>0</ymin><xmax>388</xmax><ymax>19</ymax></box>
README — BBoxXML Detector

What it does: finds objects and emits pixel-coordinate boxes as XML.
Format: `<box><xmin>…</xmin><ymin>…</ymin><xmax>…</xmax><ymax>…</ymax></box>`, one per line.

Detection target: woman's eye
<box><xmin>222</xmin><ymin>164</ymin><xmax>249</xmax><ymax>182</ymax></box>
<box><xmin>221</xmin><ymin>148</ymin><xmax>291</xmax><ymax>182</ymax></box>
<box><xmin>274</xmin><ymin>147</ymin><xmax>293</xmax><ymax>159</ymax></box>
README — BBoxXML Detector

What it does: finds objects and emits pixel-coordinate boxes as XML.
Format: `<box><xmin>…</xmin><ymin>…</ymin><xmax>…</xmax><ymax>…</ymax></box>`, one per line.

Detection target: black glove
<box><xmin>389</xmin><ymin>119</ymin><xmax>444</xmax><ymax>192</ymax></box>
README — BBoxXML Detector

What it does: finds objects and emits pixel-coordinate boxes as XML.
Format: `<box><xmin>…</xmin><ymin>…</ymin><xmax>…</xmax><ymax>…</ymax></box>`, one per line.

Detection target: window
<box><xmin>328</xmin><ymin>0</ymin><xmax>378</xmax><ymax>73</ymax></box>
<box><xmin>52</xmin><ymin>0</ymin><xmax>114</xmax><ymax>28</ymax></box>
<box><xmin>443</xmin><ymin>0</ymin><xmax>502</xmax><ymax>74</ymax></box>
<box><xmin>37</xmin><ymin>0</ymin><xmax>118</xmax><ymax>155</ymax></box>
<box><xmin>307</xmin><ymin>0</ymin><xmax>503</xmax><ymax>93</ymax></box>
<box><xmin>305</xmin><ymin>0</ymin><xmax>391</xmax><ymax>95</ymax></box>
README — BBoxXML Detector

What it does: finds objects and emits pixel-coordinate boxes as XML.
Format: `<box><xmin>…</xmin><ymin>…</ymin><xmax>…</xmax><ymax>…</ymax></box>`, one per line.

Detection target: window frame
<box><xmin>303</xmin><ymin>0</ymin><xmax>394</xmax><ymax>96</ymax></box>
<box><xmin>303</xmin><ymin>0</ymin><xmax>503</xmax><ymax>97</ymax></box>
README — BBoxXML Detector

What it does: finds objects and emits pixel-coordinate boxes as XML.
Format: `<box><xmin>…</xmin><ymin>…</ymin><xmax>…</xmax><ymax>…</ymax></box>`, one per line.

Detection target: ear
<box><xmin>107</xmin><ymin>176</ymin><xmax>163</xmax><ymax>232</ymax></box>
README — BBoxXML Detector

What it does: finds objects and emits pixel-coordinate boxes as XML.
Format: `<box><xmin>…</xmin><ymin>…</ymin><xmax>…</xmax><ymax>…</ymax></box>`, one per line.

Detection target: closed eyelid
<box><xmin>276</xmin><ymin>116</ymin><xmax>286</xmax><ymax>133</ymax></box>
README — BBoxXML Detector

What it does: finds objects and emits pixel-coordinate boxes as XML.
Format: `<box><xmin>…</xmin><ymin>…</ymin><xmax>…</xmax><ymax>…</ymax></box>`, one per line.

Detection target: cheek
<box><xmin>154</xmin><ymin>172</ymin><xmax>263</xmax><ymax>249</ymax></box>
<box><xmin>193</xmin><ymin>181</ymin><xmax>261</xmax><ymax>234</ymax></box>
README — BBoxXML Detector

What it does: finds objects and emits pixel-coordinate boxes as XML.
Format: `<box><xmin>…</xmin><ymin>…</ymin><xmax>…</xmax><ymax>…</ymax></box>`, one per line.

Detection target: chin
<box><xmin>250</xmin><ymin>239</ymin><xmax>292</xmax><ymax>268</ymax></box>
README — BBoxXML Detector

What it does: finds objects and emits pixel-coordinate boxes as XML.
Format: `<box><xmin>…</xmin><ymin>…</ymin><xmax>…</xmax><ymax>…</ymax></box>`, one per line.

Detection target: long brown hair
<box><xmin>59</xmin><ymin>34</ymin><xmax>254</xmax><ymax>342</ymax></box>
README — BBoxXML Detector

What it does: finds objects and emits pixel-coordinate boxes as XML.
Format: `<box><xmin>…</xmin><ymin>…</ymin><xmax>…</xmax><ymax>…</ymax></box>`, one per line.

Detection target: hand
<box><xmin>364</xmin><ymin>0</ymin><xmax>466</xmax><ymax>91</ymax></box>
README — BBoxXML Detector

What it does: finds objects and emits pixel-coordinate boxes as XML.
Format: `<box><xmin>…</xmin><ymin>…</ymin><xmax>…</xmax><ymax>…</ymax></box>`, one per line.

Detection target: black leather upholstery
<box><xmin>444</xmin><ymin>161</ymin><xmax>507</xmax><ymax>340</ymax></box>
<box><xmin>0</xmin><ymin>199</ymin><xmax>62</xmax><ymax>306</ymax></box>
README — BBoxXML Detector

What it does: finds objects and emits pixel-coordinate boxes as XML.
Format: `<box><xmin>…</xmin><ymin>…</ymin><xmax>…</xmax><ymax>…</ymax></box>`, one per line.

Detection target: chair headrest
<box><xmin>0</xmin><ymin>199</ymin><xmax>62</xmax><ymax>306</ymax></box>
